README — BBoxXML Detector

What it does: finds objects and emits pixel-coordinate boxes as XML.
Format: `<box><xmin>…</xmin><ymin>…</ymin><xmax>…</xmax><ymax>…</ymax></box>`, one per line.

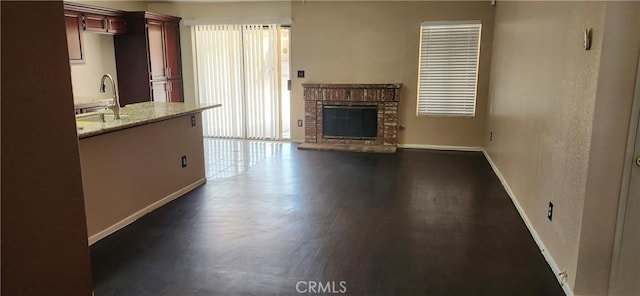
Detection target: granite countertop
<box><xmin>76</xmin><ymin>102</ymin><xmax>221</xmax><ymax>139</ymax></box>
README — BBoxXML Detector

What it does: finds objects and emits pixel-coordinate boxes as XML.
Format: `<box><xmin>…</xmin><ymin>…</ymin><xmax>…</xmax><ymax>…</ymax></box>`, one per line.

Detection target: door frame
<box><xmin>280</xmin><ymin>26</ymin><xmax>291</xmax><ymax>139</ymax></box>
<box><xmin>190</xmin><ymin>24</ymin><xmax>286</xmax><ymax>140</ymax></box>
<box><xmin>609</xmin><ymin>50</ymin><xmax>640</xmax><ymax>295</ymax></box>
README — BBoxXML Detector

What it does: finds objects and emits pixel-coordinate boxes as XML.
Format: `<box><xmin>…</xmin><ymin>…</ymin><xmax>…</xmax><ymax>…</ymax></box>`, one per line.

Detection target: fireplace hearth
<box><xmin>299</xmin><ymin>83</ymin><xmax>402</xmax><ymax>153</ymax></box>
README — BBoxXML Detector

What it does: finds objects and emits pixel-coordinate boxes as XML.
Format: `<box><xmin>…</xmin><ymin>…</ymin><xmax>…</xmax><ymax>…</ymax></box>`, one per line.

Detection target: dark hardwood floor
<box><xmin>91</xmin><ymin>144</ymin><xmax>565</xmax><ymax>296</ymax></box>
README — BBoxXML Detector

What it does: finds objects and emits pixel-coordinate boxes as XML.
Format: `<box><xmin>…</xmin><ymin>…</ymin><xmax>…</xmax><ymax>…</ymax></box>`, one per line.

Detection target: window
<box><xmin>193</xmin><ymin>24</ymin><xmax>289</xmax><ymax>140</ymax></box>
<box><xmin>417</xmin><ymin>21</ymin><xmax>481</xmax><ymax>117</ymax></box>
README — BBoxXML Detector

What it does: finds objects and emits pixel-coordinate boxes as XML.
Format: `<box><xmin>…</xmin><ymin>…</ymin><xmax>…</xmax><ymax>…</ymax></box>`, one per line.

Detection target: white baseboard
<box><xmin>481</xmin><ymin>149</ymin><xmax>573</xmax><ymax>296</ymax></box>
<box><xmin>398</xmin><ymin>143</ymin><xmax>483</xmax><ymax>152</ymax></box>
<box><xmin>88</xmin><ymin>177</ymin><xmax>207</xmax><ymax>245</ymax></box>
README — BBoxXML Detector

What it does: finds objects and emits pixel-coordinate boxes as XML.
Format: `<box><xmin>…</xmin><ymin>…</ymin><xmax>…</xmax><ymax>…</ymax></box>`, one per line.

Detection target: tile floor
<box><xmin>203</xmin><ymin>137</ymin><xmax>287</xmax><ymax>180</ymax></box>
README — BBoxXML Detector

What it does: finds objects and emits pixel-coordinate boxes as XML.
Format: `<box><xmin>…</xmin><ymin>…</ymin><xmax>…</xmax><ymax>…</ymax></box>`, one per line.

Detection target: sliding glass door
<box><xmin>194</xmin><ymin>24</ymin><xmax>288</xmax><ymax>140</ymax></box>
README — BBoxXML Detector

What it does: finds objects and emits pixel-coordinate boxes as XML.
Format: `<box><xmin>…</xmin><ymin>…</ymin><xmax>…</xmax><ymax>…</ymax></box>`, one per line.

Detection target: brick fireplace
<box><xmin>299</xmin><ymin>83</ymin><xmax>402</xmax><ymax>153</ymax></box>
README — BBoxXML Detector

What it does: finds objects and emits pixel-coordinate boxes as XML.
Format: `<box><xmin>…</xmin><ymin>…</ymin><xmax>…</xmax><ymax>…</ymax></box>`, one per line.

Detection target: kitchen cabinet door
<box><xmin>107</xmin><ymin>16</ymin><xmax>126</xmax><ymax>34</ymax></box>
<box><xmin>64</xmin><ymin>10</ymin><xmax>84</xmax><ymax>63</ymax></box>
<box><xmin>114</xmin><ymin>12</ymin><xmax>182</xmax><ymax>106</ymax></box>
<box><xmin>147</xmin><ymin>20</ymin><xmax>166</xmax><ymax>80</ymax></box>
<box><xmin>84</xmin><ymin>13</ymin><xmax>108</xmax><ymax>33</ymax></box>
<box><xmin>151</xmin><ymin>81</ymin><xmax>168</xmax><ymax>102</ymax></box>
<box><xmin>164</xmin><ymin>21</ymin><xmax>181</xmax><ymax>80</ymax></box>
<box><xmin>168</xmin><ymin>79</ymin><xmax>183</xmax><ymax>102</ymax></box>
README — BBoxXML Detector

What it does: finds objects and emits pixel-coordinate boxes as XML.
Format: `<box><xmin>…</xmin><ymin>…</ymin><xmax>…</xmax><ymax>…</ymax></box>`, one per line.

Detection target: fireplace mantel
<box><xmin>302</xmin><ymin>83</ymin><xmax>402</xmax><ymax>89</ymax></box>
<box><xmin>301</xmin><ymin>83</ymin><xmax>402</xmax><ymax>153</ymax></box>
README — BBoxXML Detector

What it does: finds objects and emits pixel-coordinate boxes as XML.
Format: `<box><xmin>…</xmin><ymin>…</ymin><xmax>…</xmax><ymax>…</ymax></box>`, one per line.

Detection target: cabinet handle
<box><xmin>81</xmin><ymin>15</ymin><xmax>86</xmax><ymax>30</ymax></box>
<box><xmin>103</xmin><ymin>18</ymin><xmax>108</xmax><ymax>32</ymax></box>
<box><xmin>168</xmin><ymin>67</ymin><xmax>172</xmax><ymax>77</ymax></box>
<box><xmin>167</xmin><ymin>82</ymin><xmax>172</xmax><ymax>92</ymax></box>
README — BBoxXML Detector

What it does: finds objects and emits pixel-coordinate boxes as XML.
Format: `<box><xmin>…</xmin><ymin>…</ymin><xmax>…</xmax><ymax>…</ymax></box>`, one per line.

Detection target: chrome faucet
<box><xmin>99</xmin><ymin>74</ymin><xmax>121</xmax><ymax>119</ymax></box>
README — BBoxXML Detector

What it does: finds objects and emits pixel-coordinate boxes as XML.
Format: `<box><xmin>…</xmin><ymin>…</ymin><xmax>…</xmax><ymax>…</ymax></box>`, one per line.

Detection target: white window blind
<box><xmin>193</xmin><ymin>24</ymin><xmax>281</xmax><ymax>140</ymax></box>
<box><xmin>417</xmin><ymin>21</ymin><xmax>481</xmax><ymax>117</ymax></box>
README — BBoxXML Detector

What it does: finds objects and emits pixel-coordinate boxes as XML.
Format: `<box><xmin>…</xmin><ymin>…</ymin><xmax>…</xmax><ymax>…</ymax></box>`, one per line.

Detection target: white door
<box><xmin>609</xmin><ymin>77</ymin><xmax>640</xmax><ymax>295</ymax></box>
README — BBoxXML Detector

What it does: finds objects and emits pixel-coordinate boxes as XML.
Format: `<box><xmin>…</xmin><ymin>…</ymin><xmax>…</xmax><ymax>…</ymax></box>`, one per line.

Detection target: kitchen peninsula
<box><xmin>77</xmin><ymin>102</ymin><xmax>220</xmax><ymax>244</ymax></box>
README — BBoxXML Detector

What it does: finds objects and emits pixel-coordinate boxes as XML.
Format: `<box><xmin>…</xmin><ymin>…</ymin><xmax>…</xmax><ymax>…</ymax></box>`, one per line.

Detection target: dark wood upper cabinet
<box><xmin>147</xmin><ymin>19</ymin><xmax>166</xmax><ymax>80</ymax></box>
<box><xmin>63</xmin><ymin>3</ymin><xmax>183</xmax><ymax>105</ymax></box>
<box><xmin>64</xmin><ymin>2</ymin><xmax>127</xmax><ymax>63</ymax></box>
<box><xmin>83</xmin><ymin>13</ymin><xmax>108</xmax><ymax>32</ymax></box>
<box><xmin>64</xmin><ymin>10</ymin><xmax>84</xmax><ymax>63</ymax></box>
<box><xmin>64</xmin><ymin>2</ymin><xmax>127</xmax><ymax>36</ymax></box>
<box><xmin>83</xmin><ymin>14</ymin><xmax>126</xmax><ymax>35</ymax></box>
<box><xmin>164</xmin><ymin>22</ymin><xmax>182</xmax><ymax>80</ymax></box>
<box><xmin>107</xmin><ymin>16</ymin><xmax>126</xmax><ymax>34</ymax></box>
<box><xmin>114</xmin><ymin>12</ymin><xmax>184</xmax><ymax>106</ymax></box>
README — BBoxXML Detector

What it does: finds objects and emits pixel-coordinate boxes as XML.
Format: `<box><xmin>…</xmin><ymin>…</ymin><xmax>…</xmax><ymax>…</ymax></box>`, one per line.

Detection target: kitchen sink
<box><xmin>75</xmin><ymin>112</ymin><xmax>130</xmax><ymax>129</ymax></box>
<box><xmin>76</xmin><ymin>112</ymin><xmax>129</xmax><ymax>123</ymax></box>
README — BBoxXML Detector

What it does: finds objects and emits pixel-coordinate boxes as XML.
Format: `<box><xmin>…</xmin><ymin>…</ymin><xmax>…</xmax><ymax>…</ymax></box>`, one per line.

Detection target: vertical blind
<box><xmin>417</xmin><ymin>21</ymin><xmax>482</xmax><ymax>117</ymax></box>
<box><xmin>194</xmin><ymin>24</ymin><xmax>281</xmax><ymax>139</ymax></box>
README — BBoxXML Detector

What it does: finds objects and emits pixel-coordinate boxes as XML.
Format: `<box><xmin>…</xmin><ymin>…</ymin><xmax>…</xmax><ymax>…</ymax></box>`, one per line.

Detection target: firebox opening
<box><xmin>322</xmin><ymin>105</ymin><xmax>377</xmax><ymax>139</ymax></box>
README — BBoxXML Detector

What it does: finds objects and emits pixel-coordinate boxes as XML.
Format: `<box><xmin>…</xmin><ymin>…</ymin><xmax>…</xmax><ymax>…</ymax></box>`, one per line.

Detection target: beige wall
<box><xmin>485</xmin><ymin>2</ymin><xmax>604</xmax><ymax>289</ymax></box>
<box><xmin>574</xmin><ymin>2</ymin><xmax>640</xmax><ymax>295</ymax></box>
<box><xmin>80</xmin><ymin>114</ymin><xmax>205</xmax><ymax>238</ymax></box>
<box><xmin>147</xmin><ymin>1</ymin><xmax>292</xmax><ymax>103</ymax></box>
<box><xmin>485</xmin><ymin>1</ymin><xmax>639</xmax><ymax>294</ymax></box>
<box><xmin>2</xmin><ymin>1</ymin><xmax>93</xmax><ymax>295</ymax></box>
<box><xmin>291</xmin><ymin>1</ymin><xmax>494</xmax><ymax>145</ymax></box>
<box><xmin>148</xmin><ymin>1</ymin><xmax>494</xmax><ymax>145</ymax></box>
<box><xmin>70</xmin><ymin>33</ymin><xmax>119</xmax><ymax>102</ymax></box>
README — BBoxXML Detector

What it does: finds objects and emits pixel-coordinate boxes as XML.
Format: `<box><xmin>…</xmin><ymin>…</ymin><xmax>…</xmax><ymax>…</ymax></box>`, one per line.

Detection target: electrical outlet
<box><xmin>548</xmin><ymin>202</ymin><xmax>554</xmax><ymax>221</ymax></box>
<box><xmin>297</xmin><ymin>70</ymin><xmax>305</xmax><ymax>78</ymax></box>
<box><xmin>181</xmin><ymin>155</ymin><xmax>187</xmax><ymax>168</ymax></box>
<box><xmin>489</xmin><ymin>131</ymin><xmax>493</xmax><ymax>141</ymax></box>
<box><xmin>191</xmin><ymin>115</ymin><xmax>196</xmax><ymax>127</ymax></box>
<box><xmin>297</xmin><ymin>119</ymin><xmax>303</xmax><ymax>127</ymax></box>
